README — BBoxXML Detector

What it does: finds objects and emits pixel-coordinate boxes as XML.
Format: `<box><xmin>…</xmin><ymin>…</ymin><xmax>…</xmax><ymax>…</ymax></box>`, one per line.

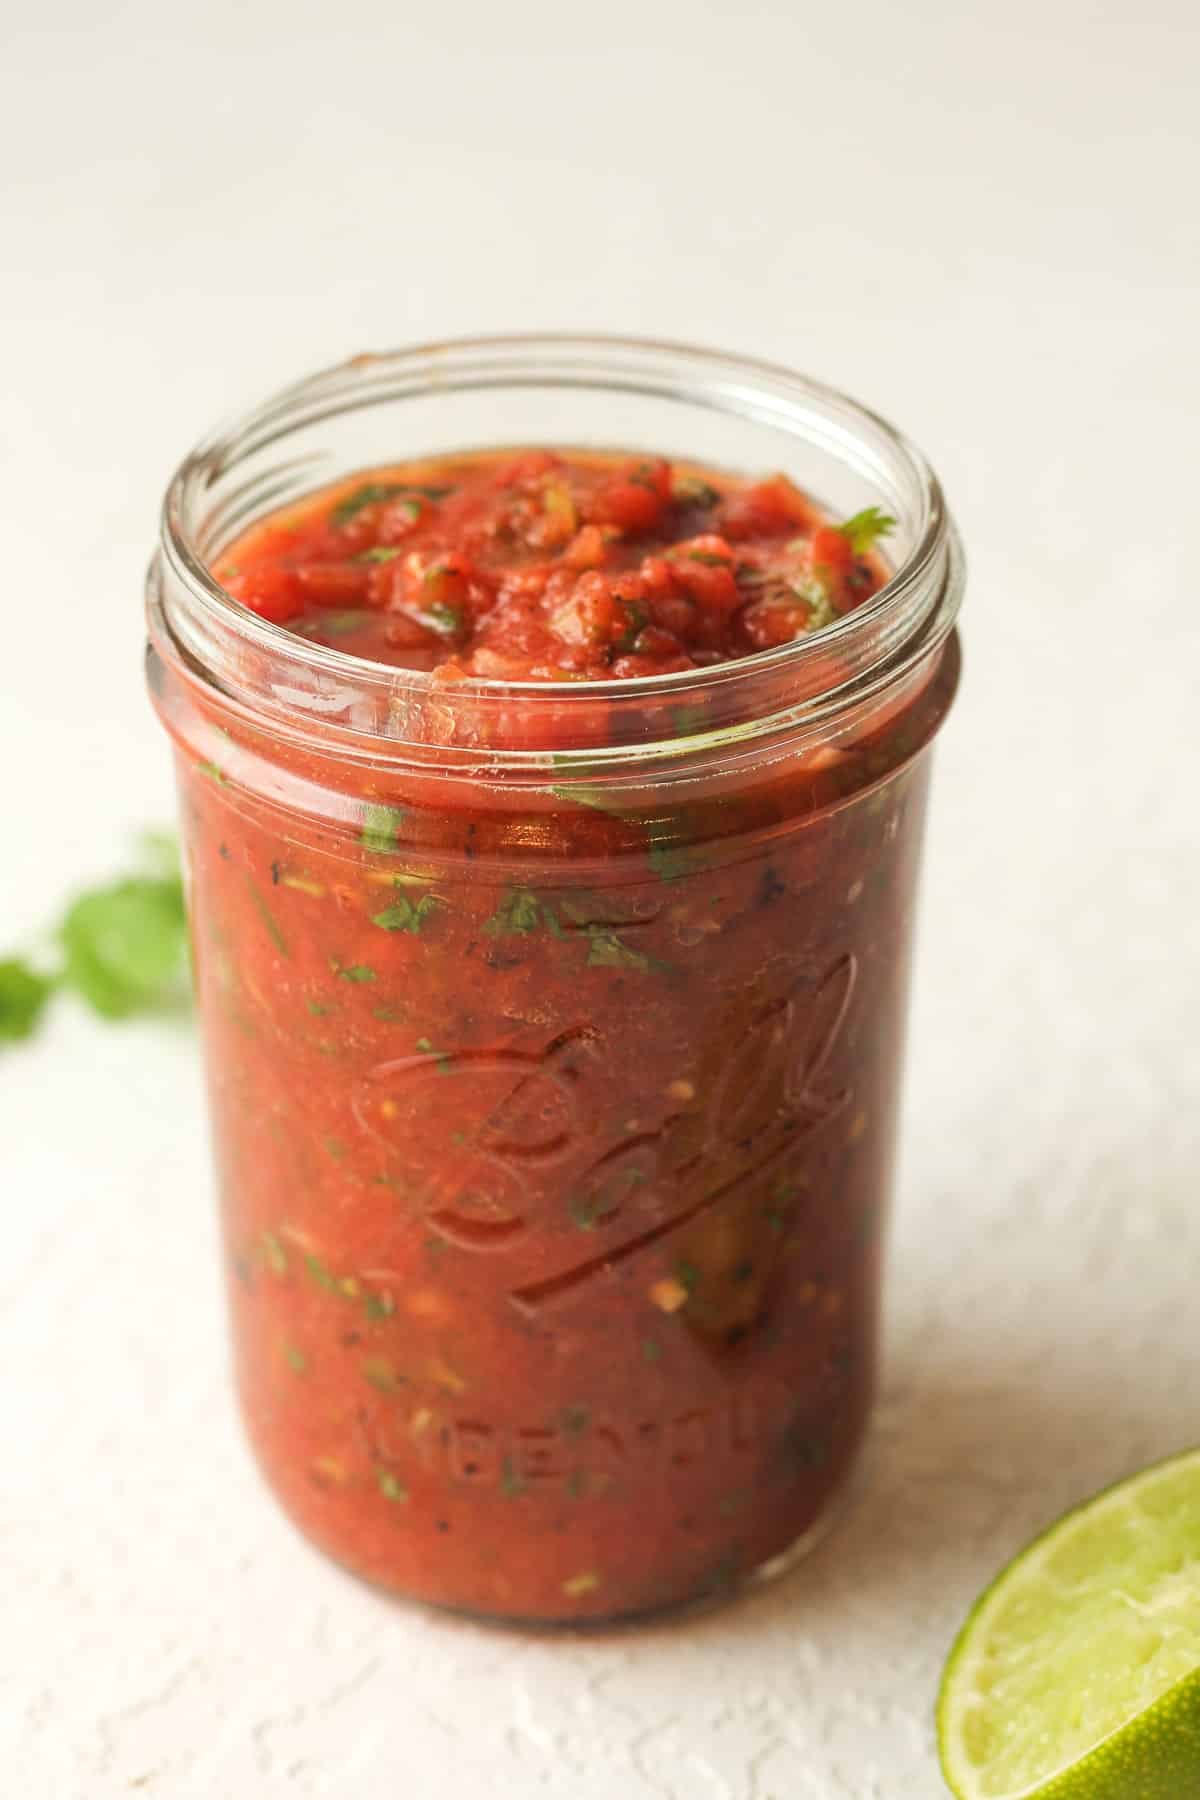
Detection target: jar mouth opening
<box><xmin>152</xmin><ymin>332</ymin><xmax>963</xmax><ymax>763</ymax></box>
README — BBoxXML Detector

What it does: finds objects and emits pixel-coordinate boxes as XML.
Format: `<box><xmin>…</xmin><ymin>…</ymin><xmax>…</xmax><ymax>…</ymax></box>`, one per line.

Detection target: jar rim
<box><xmin>150</xmin><ymin>332</ymin><xmax>963</xmax><ymax>770</ymax></box>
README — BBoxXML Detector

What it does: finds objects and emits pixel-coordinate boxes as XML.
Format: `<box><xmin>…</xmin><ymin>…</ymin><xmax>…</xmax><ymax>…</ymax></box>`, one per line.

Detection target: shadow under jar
<box><xmin>146</xmin><ymin>336</ymin><xmax>963</xmax><ymax>1625</ymax></box>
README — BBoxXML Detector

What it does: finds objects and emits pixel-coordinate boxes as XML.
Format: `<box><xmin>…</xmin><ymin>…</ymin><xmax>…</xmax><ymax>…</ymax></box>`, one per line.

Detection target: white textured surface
<box><xmin>3</xmin><ymin>2</ymin><xmax>1199</xmax><ymax>1794</ymax></box>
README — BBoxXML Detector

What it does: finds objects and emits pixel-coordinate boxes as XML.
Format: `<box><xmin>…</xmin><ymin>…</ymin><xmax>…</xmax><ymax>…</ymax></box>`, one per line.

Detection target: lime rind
<box><xmin>938</xmin><ymin>1446</ymin><xmax>1200</xmax><ymax>1800</ymax></box>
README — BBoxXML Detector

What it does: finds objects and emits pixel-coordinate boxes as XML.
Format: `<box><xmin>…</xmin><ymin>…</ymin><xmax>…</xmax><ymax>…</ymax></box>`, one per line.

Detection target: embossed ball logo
<box><xmin>353</xmin><ymin>954</ymin><xmax>855</xmax><ymax>1315</ymax></box>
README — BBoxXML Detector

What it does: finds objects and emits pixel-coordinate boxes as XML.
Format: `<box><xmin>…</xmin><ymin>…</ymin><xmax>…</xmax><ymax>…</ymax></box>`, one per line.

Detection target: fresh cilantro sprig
<box><xmin>0</xmin><ymin>833</ymin><xmax>190</xmax><ymax>1047</ymax></box>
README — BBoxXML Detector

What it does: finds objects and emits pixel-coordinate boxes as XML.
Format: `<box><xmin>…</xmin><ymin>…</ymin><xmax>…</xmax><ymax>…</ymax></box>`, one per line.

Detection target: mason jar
<box><xmin>145</xmin><ymin>335</ymin><xmax>963</xmax><ymax>1624</ymax></box>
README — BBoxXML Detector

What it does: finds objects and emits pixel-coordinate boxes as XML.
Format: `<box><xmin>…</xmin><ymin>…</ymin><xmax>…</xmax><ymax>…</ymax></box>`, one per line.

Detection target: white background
<box><xmin>3</xmin><ymin>2</ymin><xmax>1198</xmax><ymax>1794</ymax></box>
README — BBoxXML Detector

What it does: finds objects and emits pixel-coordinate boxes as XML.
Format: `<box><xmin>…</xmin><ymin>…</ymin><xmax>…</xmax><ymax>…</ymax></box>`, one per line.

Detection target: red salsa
<box><xmin>217</xmin><ymin>451</ymin><xmax>892</xmax><ymax>678</ymax></box>
<box><xmin>160</xmin><ymin>447</ymin><xmax>957</xmax><ymax>1622</ymax></box>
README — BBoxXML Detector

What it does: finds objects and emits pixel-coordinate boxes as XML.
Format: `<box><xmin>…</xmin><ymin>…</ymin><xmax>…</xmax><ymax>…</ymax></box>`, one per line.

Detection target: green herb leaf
<box><xmin>583</xmin><ymin>928</ymin><xmax>649</xmax><ymax>972</ymax></box>
<box><xmin>425</xmin><ymin>600</ymin><xmax>463</xmax><ymax>637</ymax></box>
<box><xmin>549</xmin><ymin>782</ymin><xmax>633</xmax><ymax>818</ymax></box>
<box><xmin>414</xmin><ymin>1035</ymin><xmax>453</xmax><ymax>1073</ymax></box>
<box><xmin>245</xmin><ymin>875</ymin><xmax>288</xmax><ymax>957</ymax></box>
<box><xmin>334</xmin><ymin>962</ymin><xmax>376</xmax><ymax>983</ymax></box>
<box><xmin>376</xmin><ymin>1468</ymin><xmax>409</xmax><ymax>1503</ymax></box>
<box><xmin>262</xmin><ymin>1231</ymin><xmax>289</xmax><ymax>1275</ymax></box>
<box><xmin>614</xmin><ymin>599</ymin><xmax>649</xmax><ymax>652</ymax></box>
<box><xmin>362</xmin><ymin>1355</ymin><xmax>405</xmax><ymax>1392</ymax></box>
<box><xmin>646</xmin><ymin>838</ymin><xmax>711</xmax><ymax>884</ymax></box>
<box><xmin>303</xmin><ymin>1251</ymin><xmax>338</xmax><ymax>1292</ymax></box>
<box><xmin>483</xmin><ymin>887</ymin><xmax>543</xmax><ymax>936</ymax></box>
<box><xmin>0</xmin><ymin>959</ymin><xmax>55</xmax><ymax>1043</ymax></box>
<box><xmin>59</xmin><ymin>866</ymin><xmax>189</xmax><ymax>1021</ymax></box>
<box><xmin>371</xmin><ymin>894</ymin><xmax>444</xmax><ymax>934</ymax></box>
<box><xmin>568</xmin><ymin>1189</ymin><xmax>624</xmax><ymax>1231</ymax></box>
<box><xmin>672</xmin><ymin>476</ymin><xmax>720</xmax><ymax>509</ymax></box>
<box><xmin>308</xmin><ymin>609</ymin><xmax>369</xmax><ymax>636</ymax></box>
<box><xmin>360</xmin><ymin>803</ymin><xmax>406</xmax><ymax>854</ymax></box>
<box><xmin>331</xmin><ymin>482</ymin><xmax>403</xmax><ymax>526</ymax></box>
<box><xmin>371</xmin><ymin>1004</ymin><xmax>407</xmax><ymax>1023</ymax></box>
<box><xmin>355</xmin><ymin>546</ymin><xmax>405</xmax><ymax>563</ymax></box>
<box><xmin>839</xmin><ymin>506</ymin><xmax>896</xmax><ymax>554</ymax></box>
<box><xmin>797</xmin><ymin>581</ymin><xmax>838</xmax><ymax>632</ymax></box>
<box><xmin>675</xmin><ymin>1257</ymin><xmax>701</xmax><ymax>1294</ymax></box>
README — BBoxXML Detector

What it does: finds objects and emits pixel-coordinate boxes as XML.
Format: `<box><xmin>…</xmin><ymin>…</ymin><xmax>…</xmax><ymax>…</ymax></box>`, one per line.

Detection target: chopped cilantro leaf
<box><xmin>331</xmin><ymin>482</ymin><xmax>402</xmax><ymax>526</ymax></box>
<box><xmin>303</xmin><ymin>1251</ymin><xmax>338</xmax><ymax>1292</ymax></box>
<box><xmin>360</xmin><ymin>803</ymin><xmax>406</xmax><ymax>854</ymax></box>
<box><xmin>245</xmin><ymin>876</ymin><xmax>288</xmax><ymax>957</ymax></box>
<box><xmin>672</xmin><ymin>476</ymin><xmax>720</xmax><ymax>508</ymax></box>
<box><xmin>426</xmin><ymin>601</ymin><xmax>462</xmax><ymax>635</ymax></box>
<box><xmin>355</xmin><ymin>546</ymin><xmax>405</xmax><ymax>563</ymax></box>
<box><xmin>333</xmin><ymin>962</ymin><xmax>376</xmax><ymax>983</ymax></box>
<box><xmin>320</xmin><ymin>610</ymin><xmax>368</xmax><ymax>636</ymax></box>
<box><xmin>585</xmin><ymin>929</ymin><xmax>649</xmax><ymax>972</ymax></box>
<box><xmin>568</xmin><ymin>1189</ymin><xmax>619</xmax><ymax>1230</ymax></box>
<box><xmin>614</xmin><ymin>599</ymin><xmax>649</xmax><ymax>652</ymax></box>
<box><xmin>549</xmin><ymin>783</ymin><xmax>632</xmax><ymax>817</ymax></box>
<box><xmin>414</xmin><ymin>1035</ymin><xmax>453</xmax><ymax>1073</ymax></box>
<box><xmin>839</xmin><ymin>506</ymin><xmax>896</xmax><ymax>554</ymax></box>
<box><xmin>647</xmin><ymin>838</ymin><xmax>711</xmax><ymax>883</ymax></box>
<box><xmin>331</xmin><ymin>477</ymin><xmax>449</xmax><ymax>528</ymax></box>
<box><xmin>262</xmin><ymin>1231</ymin><xmax>288</xmax><ymax>1275</ymax></box>
<box><xmin>376</xmin><ymin>1468</ymin><xmax>409</xmax><ymax>1503</ymax></box>
<box><xmin>794</xmin><ymin>579</ymin><xmax>838</xmax><ymax>632</ymax></box>
<box><xmin>483</xmin><ymin>887</ymin><xmax>543</xmax><ymax>936</ymax></box>
<box><xmin>371</xmin><ymin>894</ymin><xmax>444</xmax><ymax>934</ymax></box>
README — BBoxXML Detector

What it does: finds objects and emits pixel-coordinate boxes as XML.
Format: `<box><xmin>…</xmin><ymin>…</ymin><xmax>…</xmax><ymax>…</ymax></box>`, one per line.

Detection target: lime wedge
<box><xmin>938</xmin><ymin>1447</ymin><xmax>1200</xmax><ymax>1799</ymax></box>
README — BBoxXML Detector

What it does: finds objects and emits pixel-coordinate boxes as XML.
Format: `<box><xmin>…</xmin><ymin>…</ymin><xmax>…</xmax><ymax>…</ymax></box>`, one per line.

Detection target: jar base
<box><xmin>253</xmin><ymin>1427</ymin><xmax>865</xmax><ymax>1635</ymax></box>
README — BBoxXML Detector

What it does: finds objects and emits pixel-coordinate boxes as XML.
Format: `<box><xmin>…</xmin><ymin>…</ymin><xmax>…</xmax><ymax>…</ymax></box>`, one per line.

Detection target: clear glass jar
<box><xmin>146</xmin><ymin>335</ymin><xmax>963</xmax><ymax>1624</ymax></box>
